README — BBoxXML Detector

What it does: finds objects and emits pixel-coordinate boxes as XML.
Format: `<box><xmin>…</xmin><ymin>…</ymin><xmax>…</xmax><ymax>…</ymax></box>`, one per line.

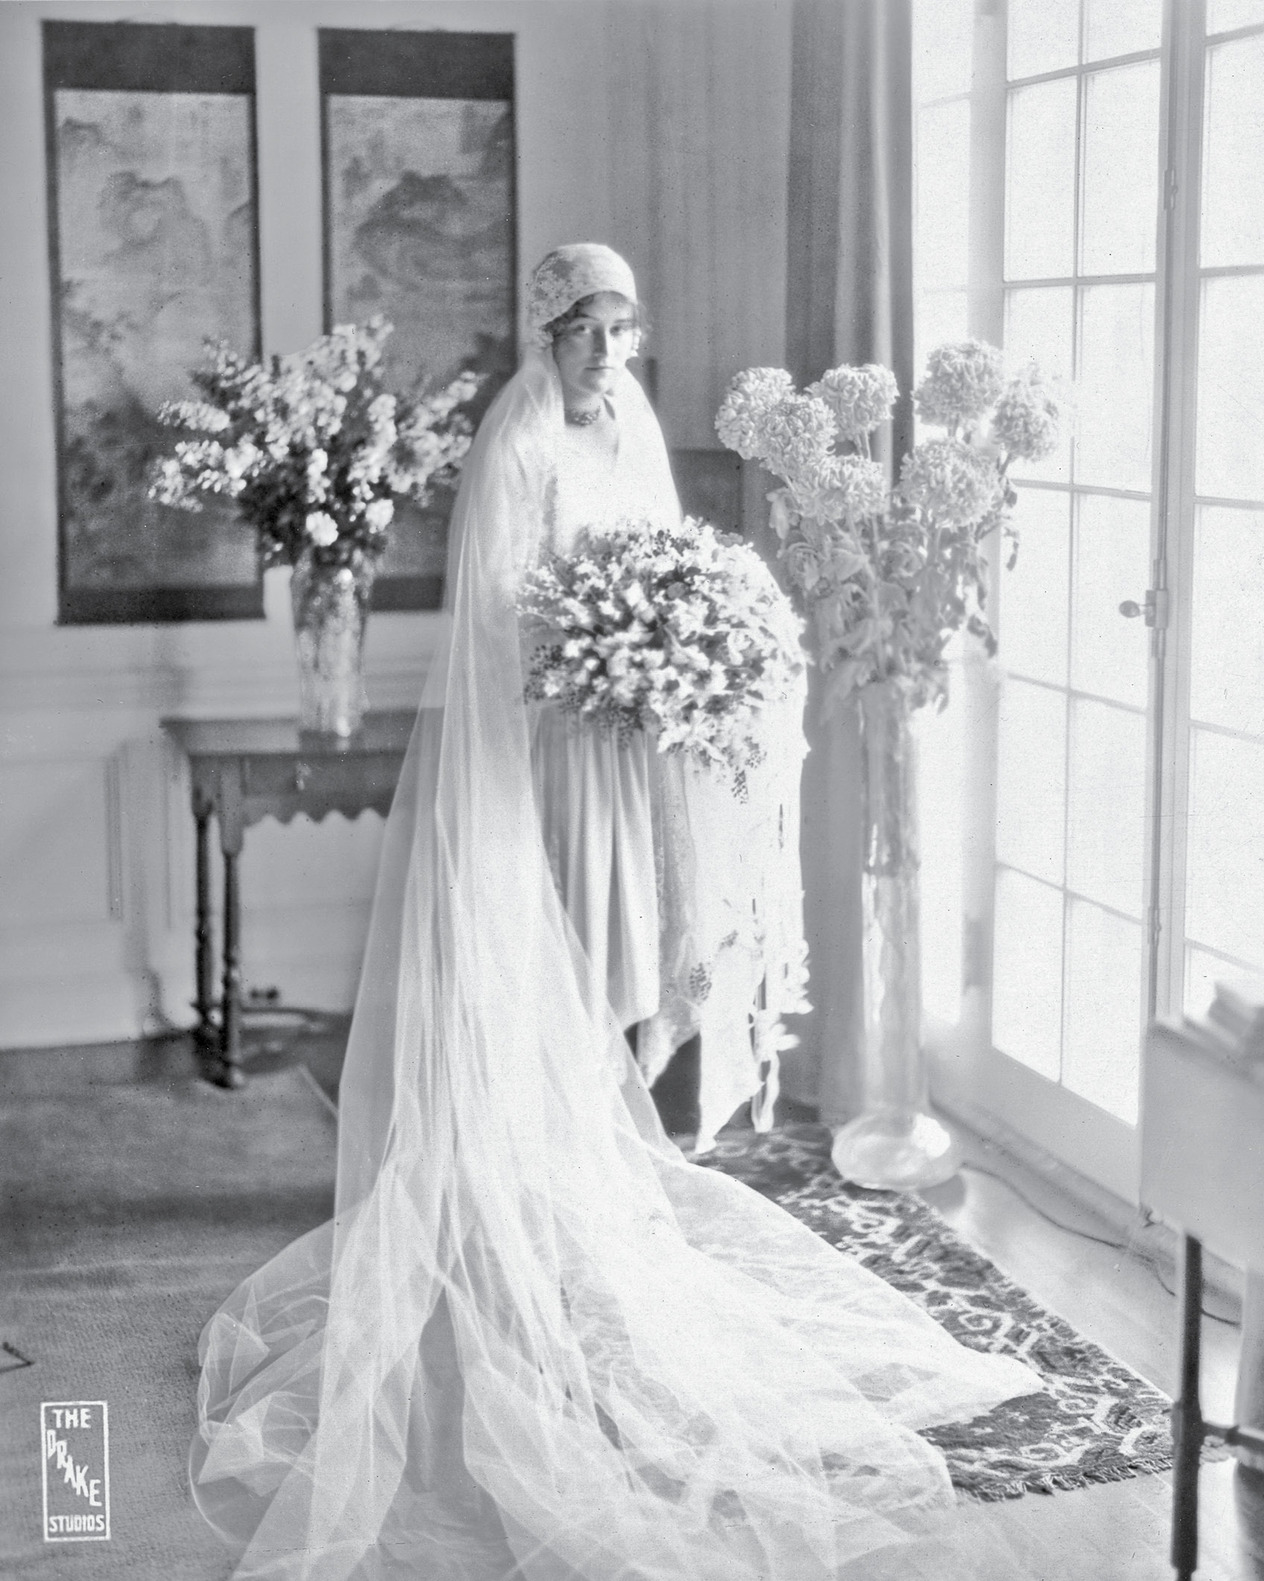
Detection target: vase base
<box><xmin>830</xmin><ymin>1109</ymin><xmax>962</xmax><ymax>1192</ymax></box>
<box><xmin>298</xmin><ymin>722</ymin><xmax>363</xmax><ymax>747</ymax></box>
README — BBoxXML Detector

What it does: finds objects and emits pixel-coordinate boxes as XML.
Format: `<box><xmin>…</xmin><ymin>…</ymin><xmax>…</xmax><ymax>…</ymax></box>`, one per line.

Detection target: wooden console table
<box><xmin>162</xmin><ymin>712</ymin><xmax>417</xmax><ymax>1087</ymax></box>
<box><xmin>1140</xmin><ymin>1018</ymin><xmax>1264</xmax><ymax>1580</ymax></box>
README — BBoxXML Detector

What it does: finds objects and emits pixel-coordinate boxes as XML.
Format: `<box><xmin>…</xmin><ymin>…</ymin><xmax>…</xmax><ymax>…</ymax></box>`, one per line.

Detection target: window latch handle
<box><xmin>1118</xmin><ymin>590</ymin><xmax>1169</xmax><ymax>629</ymax></box>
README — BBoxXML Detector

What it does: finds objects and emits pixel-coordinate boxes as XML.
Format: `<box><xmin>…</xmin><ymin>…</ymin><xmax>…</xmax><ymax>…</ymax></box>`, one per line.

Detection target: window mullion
<box><xmin>967</xmin><ymin>1</ymin><xmax>1006</xmax><ymax>344</ymax></box>
<box><xmin>958</xmin><ymin>0</ymin><xmax>1008</xmax><ymax>1055</ymax></box>
<box><xmin>1149</xmin><ymin>0</ymin><xmax>1207</xmax><ymax>1022</ymax></box>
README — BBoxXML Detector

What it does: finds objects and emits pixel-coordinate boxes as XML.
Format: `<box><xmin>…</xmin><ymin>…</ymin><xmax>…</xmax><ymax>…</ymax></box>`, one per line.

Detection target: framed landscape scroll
<box><xmin>320</xmin><ymin>30</ymin><xmax>517</xmax><ymax>612</ymax></box>
<box><xmin>44</xmin><ymin>22</ymin><xmax>262</xmax><ymax>624</ymax></box>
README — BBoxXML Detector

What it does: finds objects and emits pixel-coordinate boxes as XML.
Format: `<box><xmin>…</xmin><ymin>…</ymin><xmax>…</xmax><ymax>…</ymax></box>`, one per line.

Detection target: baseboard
<box><xmin>937</xmin><ymin>1088</ymin><xmax>1246</xmax><ymax>1314</ymax></box>
<box><xmin>0</xmin><ymin>973</ymin><xmax>166</xmax><ymax>1051</ymax></box>
<box><xmin>0</xmin><ymin>936</ymin><xmax>366</xmax><ymax>1050</ymax></box>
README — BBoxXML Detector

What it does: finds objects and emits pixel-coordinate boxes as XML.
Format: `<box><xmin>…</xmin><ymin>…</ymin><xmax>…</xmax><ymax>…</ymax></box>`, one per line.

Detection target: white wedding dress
<box><xmin>529</xmin><ymin>379</ymin><xmax>811</xmax><ymax>1141</ymax></box>
<box><xmin>189</xmin><ymin>348</ymin><xmax>1043</xmax><ymax>1581</ymax></box>
<box><xmin>527</xmin><ymin>406</ymin><xmax>674</xmax><ymax>1036</ymax></box>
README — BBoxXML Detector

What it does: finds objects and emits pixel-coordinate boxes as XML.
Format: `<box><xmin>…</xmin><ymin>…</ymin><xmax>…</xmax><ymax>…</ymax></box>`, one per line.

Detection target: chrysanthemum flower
<box><xmin>899</xmin><ymin>437</ymin><xmax>1001</xmax><ymax>526</ymax></box>
<box><xmin>992</xmin><ymin>368</ymin><xmax>1062</xmax><ymax>462</ymax></box>
<box><xmin>714</xmin><ymin>368</ymin><xmax>796</xmax><ymax>460</ymax></box>
<box><xmin>807</xmin><ymin>364</ymin><xmax>899</xmax><ymax>441</ymax></box>
<box><xmin>914</xmin><ymin>341</ymin><xmax>1004</xmax><ymax>428</ymax></box>
<box><xmin>758</xmin><ymin>394</ymin><xmax>837</xmax><ymax>480</ymax></box>
<box><xmin>789</xmin><ymin>454</ymin><xmax>888</xmax><ymax>524</ymax></box>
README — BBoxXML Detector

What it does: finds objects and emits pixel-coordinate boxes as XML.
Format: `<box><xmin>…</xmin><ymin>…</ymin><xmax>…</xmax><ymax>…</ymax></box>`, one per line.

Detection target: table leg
<box><xmin>193</xmin><ymin>799</ymin><xmax>214</xmax><ymax>1043</ymax></box>
<box><xmin>1171</xmin><ymin>1233</ymin><xmax>1204</xmax><ymax>1581</ymax></box>
<box><xmin>219</xmin><ymin>845</ymin><xmax>244</xmax><ymax>1088</ymax></box>
<box><xmin>216</xmin><ymin>767</ymin><xmax>246</xmax><ymax>1089</ymax></box>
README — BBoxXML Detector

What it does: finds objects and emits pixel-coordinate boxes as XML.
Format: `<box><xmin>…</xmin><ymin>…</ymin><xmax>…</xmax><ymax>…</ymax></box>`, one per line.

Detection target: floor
<box><xmin>2</xmin><ymin>1015</ymin><xmax>1262</xmax><ymax>1581</ymax></box>
<box><xmin>919</xmin><ymin>1128</ymin><xmax>1262</xmax><ymax>1580</ymax></box>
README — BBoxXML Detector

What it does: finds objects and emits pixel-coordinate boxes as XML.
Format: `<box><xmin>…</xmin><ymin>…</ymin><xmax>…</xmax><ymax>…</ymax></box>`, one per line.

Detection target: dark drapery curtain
<box><xmin>782</xmin><ymin>0</ymin><xmax>914</xmax><ymax>1122</ymax></box>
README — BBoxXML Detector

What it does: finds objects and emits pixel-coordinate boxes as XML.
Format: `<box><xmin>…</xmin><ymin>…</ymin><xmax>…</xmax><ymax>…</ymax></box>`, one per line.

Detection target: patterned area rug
<box><xmin>699</xmin><ymin>1122</ymin><xmax>1179</xmax><ymax>1503</ymax></box>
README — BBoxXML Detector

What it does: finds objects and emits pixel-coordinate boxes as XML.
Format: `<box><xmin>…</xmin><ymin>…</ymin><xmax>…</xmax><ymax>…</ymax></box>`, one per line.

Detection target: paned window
<box><xmin>912</xmin><ymin>0</ymin><xmax>1264</xmax><ymax>1195</ymax></box>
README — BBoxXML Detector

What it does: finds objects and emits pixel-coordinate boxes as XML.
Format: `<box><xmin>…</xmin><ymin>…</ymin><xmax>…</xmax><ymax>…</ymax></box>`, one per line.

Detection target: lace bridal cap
<box><xmin>525</xmin><ymin>242</ymin><xmax>639</xmax><ymax>346</ymax></box>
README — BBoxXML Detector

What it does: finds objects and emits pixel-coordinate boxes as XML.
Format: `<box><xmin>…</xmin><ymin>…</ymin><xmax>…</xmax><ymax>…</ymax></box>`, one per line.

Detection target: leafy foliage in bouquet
<box><xmin>715</xmin><ymin>341</ymin><xmax>1062</xmax><ymax>711</ymax></box>
<box><xmin>516</xmin><ymin>518</ymin><xmax>805</xmax><ymax>789</ymax></box>
<box><xmin>148</xmin><ymin>316</ymin><xmax>482</xmax><ymax>572</ymax></box>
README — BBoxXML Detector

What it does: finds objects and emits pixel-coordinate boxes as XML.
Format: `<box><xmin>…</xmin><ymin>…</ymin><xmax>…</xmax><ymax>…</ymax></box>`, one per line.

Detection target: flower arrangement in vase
<box><xmin>716</xmin><ymin>340</ymin><xmax>1062</xmax><ymax>1189</ymax></box>
<box><xmin>150</xmin><ymin>317</ymin><xmax>480</xmax><ymax>737</ymax></box>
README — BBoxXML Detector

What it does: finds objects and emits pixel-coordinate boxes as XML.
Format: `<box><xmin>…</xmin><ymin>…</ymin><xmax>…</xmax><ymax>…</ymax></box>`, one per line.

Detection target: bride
<box><xmin>190</xmin><ymin>244</ymin><xmax>1041</xmax><ymax>1581</ymax></box>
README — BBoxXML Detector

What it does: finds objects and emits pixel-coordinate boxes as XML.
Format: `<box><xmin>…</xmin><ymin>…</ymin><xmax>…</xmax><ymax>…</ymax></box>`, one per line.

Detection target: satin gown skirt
<box><xmin>529</xmin><ymin>705</ymin><xmax>660</xmax><ymax>1033</ymax></box>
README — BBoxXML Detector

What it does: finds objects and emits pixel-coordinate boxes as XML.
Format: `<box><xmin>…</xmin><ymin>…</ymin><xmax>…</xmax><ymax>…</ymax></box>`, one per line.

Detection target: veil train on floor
<box><xmin>189</xmin><ymin>272</ymin><xmax>1043</xmax><ymax>1581</ymax></box>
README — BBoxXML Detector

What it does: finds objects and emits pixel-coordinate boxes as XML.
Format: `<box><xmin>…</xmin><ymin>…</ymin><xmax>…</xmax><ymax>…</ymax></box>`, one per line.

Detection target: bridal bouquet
<box><xmin>516</xmin><ymin>518</ymin><xmax>805</xmax><ymax>783</ymax></box>
<box><xmin>148</xmin><ymin>316</ymin><xmax>480</xmax><ymax>570</ymax></box>
<box><xmin>715</xmin><ymin>341</ymin><xmax>1062</xmax><ymax>710</ymax></box>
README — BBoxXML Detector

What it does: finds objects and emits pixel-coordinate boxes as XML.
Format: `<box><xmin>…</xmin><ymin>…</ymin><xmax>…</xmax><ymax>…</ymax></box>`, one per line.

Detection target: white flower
<box><xmin>364</xmin><ymin>497</ymin><xmax>395</xmax><ymax>533</ymax></box>
<box><xmin>224</xmin><ymin>438</ymin><xmax>261</xmax><ymax>480</ymax></box>
<box><xmin>368</xmin><ymin>393</ymin><xmax>397</xmax><ymax>430</ymax></box>
<box><xmin>992</xmin><ymin>368</ymin><xmax>1062</xmax><ymax>462</ymax></box>
<box><xmin>171</xmin><ymin>437</ymin><xmax>227</xmax><ymax>478</ymax></box>
<box><xmin>898</xmin><ymin>437</ymin><xmax>1001</xmax><ymax>527</ymax></box>
<box><xmin>789</xmin><ymin>454</ymin><xmax>888</xmax><ymax>524</ymax></box>
<box><xmin>305</xmin><ymin>511</ymin><xmax>339</xmax><ymax>547</ymax></box>
<box><xmin>808</xmin><ymin>364</ymin><xmax>899</xmax><ymax>442</ymax></box>
<box><xmin>715</xmin><ymin>368</ymin><xmax>797</xmax><ymax>460</ymax></box>
<box><xmin>758</xmin><ymin>394</ymin><xmax>837</xmax><ymax>481</ymax></box>
<box><xmin>446</xmin><ymin>370</ymin><xmax>482</xmax><ymax>406</ymax></box>
<box><xmin>157</xmin><ymin>398</ymin><xmax>231</xmax><ymax>434</ymax></box>
<box><xmin>914</xmin><ymin>341</ymin><xmax>1004</xmax><ymax>428</ymax></box>
<box><xmin>149</xmin><ymin>455</ymin><xmax>198</xmax><ymax>509</ymax></box>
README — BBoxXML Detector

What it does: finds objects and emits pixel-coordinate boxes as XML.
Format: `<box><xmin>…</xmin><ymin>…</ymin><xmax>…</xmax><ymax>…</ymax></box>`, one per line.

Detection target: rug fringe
<box><xmin>960</xmin><ymin>1452</ymin><xmax>1183</xmax><ymax>1502</ymax></box>
<box><xmin>957</xmin><ymin>1433</ymin><xmax>1232</xmax><ymax>1501</ymax></box>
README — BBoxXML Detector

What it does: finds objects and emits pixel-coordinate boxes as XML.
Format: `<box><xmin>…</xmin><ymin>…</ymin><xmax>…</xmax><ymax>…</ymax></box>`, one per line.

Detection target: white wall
<box><xmin>0</xmin><ymin>0</ymin><xmax>793</xmax><ymax>1049</ymax></box>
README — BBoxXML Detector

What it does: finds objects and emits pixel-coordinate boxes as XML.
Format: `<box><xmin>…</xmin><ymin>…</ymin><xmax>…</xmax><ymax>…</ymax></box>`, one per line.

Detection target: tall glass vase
<box><xmin>830</xmin><ymin>678</ymin><xmax>961</xmax><ymax>1190</ymax></box>
<box><xmin>290</xmin><ymin>551</ymin><xmax>375</xmax><ymax>739</ymax></box>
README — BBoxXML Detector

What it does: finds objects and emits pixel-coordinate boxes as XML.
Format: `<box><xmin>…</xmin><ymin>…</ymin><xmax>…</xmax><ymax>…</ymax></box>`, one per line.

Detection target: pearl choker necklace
<box><xmin>564</xmin><ymin>405</ymin><xmax>602</xmax><ymax>427</ymax></box>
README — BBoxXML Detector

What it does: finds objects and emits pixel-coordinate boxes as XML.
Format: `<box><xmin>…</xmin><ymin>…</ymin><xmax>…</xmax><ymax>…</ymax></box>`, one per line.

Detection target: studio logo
<box><xmin>41</xmin><ymin>1401</ymin><xmax>110</xmax><ymax>1541</ymax></box>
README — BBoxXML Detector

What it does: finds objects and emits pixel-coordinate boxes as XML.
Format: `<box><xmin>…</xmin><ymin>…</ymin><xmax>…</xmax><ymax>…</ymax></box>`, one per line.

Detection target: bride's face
<box><xmin>550</xmin><ymin>292</ymin><xmax>639</xmax><ymax>409</ymax></box>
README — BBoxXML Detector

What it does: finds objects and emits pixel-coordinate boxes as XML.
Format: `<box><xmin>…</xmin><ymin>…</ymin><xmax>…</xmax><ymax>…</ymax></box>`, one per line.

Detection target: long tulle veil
<box><xmin>189</xmin><ymin>347</ymin><xmax>1040</xmax><ymax>1581</ymax></box>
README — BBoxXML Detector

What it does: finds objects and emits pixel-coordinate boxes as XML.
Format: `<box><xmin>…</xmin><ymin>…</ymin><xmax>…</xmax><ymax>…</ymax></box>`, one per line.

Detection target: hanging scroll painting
<box><xmin>321</xmin><ymin>30</ymin><xmax>517</xmax><ymax>610</ymax></box>
<box><xmin>44</xmin><ymin>22</ymin><xmax>261</xmax><ymax>623</ymax></box>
